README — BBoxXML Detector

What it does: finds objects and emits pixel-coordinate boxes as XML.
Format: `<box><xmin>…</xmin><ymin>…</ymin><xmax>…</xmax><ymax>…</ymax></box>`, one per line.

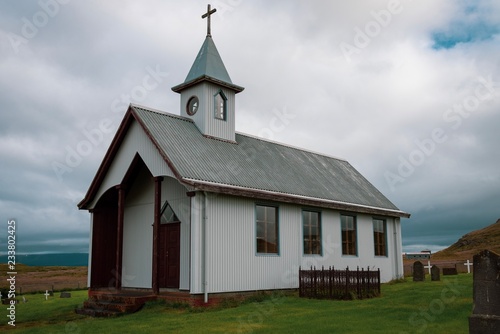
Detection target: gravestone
<box><xmin>431</xmin><ymin>265</ymin><xmax>440</xmax><ymax>281</ymax></box>
<box><xmin>1</xmin><ymin>299</ymin><xmax>17</xmax><ymax>305</ymax></box>
<box><xmin>442</xmin><ymin>267</ymin><xmax>458</xmax><ymax>275</ymax></box>
<box><xmin>413</xmin><ymin>261</ymin><xmax>425</xmax><ymax>281</ymax></box>
<box><xmin>60</xmin><ymin>292</ymin><xmax>71</xmax><ymax>298</ymax></box>
<box><xmin>469</xmin><ymin>250</ymin><xmax>500</xmax><ymax>334</ymax></box>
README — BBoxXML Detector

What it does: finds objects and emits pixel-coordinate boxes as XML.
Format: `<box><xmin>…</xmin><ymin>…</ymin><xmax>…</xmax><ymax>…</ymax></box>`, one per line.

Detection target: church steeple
<box><xmin>184</xmin><ymin>36</ymin><xmax>232</xmax><ymax>85</ymax></box>
<box><xmin>172</xmin><ymin>4</ymin><xmax>244</xmax><ymax>143</ymax></box>
<box><xmin>172</xmin><ymin>35</ymin><xmax>243</xmax><ymax>93</ymax></box>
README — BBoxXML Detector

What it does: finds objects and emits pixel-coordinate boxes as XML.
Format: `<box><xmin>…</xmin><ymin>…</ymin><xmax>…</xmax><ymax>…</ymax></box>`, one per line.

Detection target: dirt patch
<box><xmin>0</xmin><ymin>264</ymin><xmax>87</xmax><ymax>293</ymax></box>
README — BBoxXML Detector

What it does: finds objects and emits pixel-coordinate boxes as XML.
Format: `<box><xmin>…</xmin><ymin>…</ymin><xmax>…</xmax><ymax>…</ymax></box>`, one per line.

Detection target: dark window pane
<box><xmin>341</xmin><ymin>215</ymin><xmax>356</xmax><ymax>255</ymax></box>
<box><xmin>160</xmin><ymin>203</ymin><xmax>179</xmax><ymax>224</ymax></box>
<box><xmin>303</xmin><ymin>210</ymin><xmax>321</xmax><ymax>255</ymax></box>
<box><xmin>373</xmin><ymin>219</ymin><xmax>386</xmax><ymax>256</ymax></box>
<box><xmin>256</xmin><ymin>205</ymin><xmax>278</xmax><ymax>254</ymax></box>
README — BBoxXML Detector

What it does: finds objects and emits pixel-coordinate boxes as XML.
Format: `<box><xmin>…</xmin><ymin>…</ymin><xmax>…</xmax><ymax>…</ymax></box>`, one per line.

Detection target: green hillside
<box><xmin>433</xmin><ymin>219</ymin><xmax>500</xmax><ymax>260</ymax></box>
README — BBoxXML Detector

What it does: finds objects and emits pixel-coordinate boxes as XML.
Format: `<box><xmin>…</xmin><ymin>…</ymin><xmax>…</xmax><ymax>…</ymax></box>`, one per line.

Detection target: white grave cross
<box><xmin>424</xmin><ymin>260</ymin><xmax>432</xmax><ymax>275</ymax></box>
<box><xmin>464</xmin><ymin>259</ymin><xmax>473</xmax><ymax>274</ymax></box>
<box><xmin>44</xmin><ymin>290</ymin><xmax>50</xmax><ymax>300</ymax></box>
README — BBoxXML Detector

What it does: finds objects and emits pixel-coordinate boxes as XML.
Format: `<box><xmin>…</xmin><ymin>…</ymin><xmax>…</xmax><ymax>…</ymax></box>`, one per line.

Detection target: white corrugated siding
<box><xmin>122</xmin><ymin>167</ymin><xmax>154</xmax><ymax>288</ymax></box>
<box><xmin>190</xmin><ymin>193</ymin><xmax>204</xmax><ymax>293</ymax></box>
<box><xmin>204</xmin><ymin>82</ymin><xmax>235</xmax><ymax>142</ymax></box>
<box><xmin>198</xmin><ymin>194</ymin><xmax>401</xmax><ymax>293</ymax></box>
<box><xmin>180</xmin><ymin>85</ymin><xmax>206</xmax><ymax>134</ymax></box>
<box><xmin>179</xmin><ymin>82</ymin><xmax>235</xmax><ymax>142</ymax></box>
<box><xmin>204</xmin><ymin>195</ymin><xmax>301</xmax><ymax>293</ymax></box>
<box><xmin>88</xmin><ymin>121</ymin><xmax>175</xmax><ymax>209</ymax></box>
<box><xmin>394</xmin><ymin>218</ymin><xmax>404</xmax><ymax>278</ymax></box>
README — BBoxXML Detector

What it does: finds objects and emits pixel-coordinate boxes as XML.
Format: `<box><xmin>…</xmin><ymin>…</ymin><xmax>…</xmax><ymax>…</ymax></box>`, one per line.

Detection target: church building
<box><xmin>78</xmin><ymin>5</ymin><xmax>410</xmax><ymax>302</ymax></box>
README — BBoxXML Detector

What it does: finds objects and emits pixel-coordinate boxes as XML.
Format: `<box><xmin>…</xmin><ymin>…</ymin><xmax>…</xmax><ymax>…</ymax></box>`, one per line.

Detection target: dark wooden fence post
<box><xmin>356</xmin><ymin>267</ymin><xmax>360</xmax><ymax>299</ymax></box>
<box><xmin>363</xmin><ymin>266</ymin><xmax>371</xmax><ymax>297</ymax></box>
<box><xmin>345</xmin><ymin>266</ymin><xmax>349</xmax><ymax>298</ymax></box>
<box><xmin>320</xmin><ymin>266</ymin><xmax>324</xmax><ymax>298</ymax></box>
<box><xmin>299</xmin><ymin>266</ymin><xmax>302</xmax><ymax>297</ymax></box>
<box><xmin>312</xmin><ymin>266</ymin><xmax>316</xmax><ymax>298</ymax></box>
<box><xmin>377</xmin><ymin>268</ymin><xmax>381</xmax><ymax>295</ymax></box>
<box><xmin>328</xmin><ymin>266</ymin><xmax>333</xmax><ymax>298</ymax></box>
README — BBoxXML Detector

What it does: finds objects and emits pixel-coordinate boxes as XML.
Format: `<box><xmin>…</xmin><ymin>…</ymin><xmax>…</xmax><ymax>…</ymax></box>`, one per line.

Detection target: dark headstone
<box><xmin>431</xmin><ymin>265</ymin><xmax>440</xmax><ymax>281</ymax></box>
<box><xmin>60</xmin><ymin>292</ymin><xmax>71</xmax><ymax>298</ymax></box>
<box><xmin>1</xmin><ymin>299</ymin><xmax>18</xmax><ymax>305</ymax></box>
<box><xmin>49</xmin><ymin>291</ymin><xmax>54</xmax><ymax>297</ymax></box>
<box><xmin>469</xmin><ymin>250</ymin><xmax>500</xmax><ymax>334</ymax></box>
<box><xmin>442</xmin><ymin>267</ymin><xmax>458</xmax><ymax>275</ymax></box>
<box><xmin>412</xmin><ymin>261</ymin><xmax>425</xmax><ymax>281</ymax></box>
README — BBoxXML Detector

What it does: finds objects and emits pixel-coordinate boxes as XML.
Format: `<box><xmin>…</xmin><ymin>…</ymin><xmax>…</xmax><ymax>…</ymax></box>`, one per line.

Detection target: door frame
<box><xmin>159</xmin><ymin>222</ymin><xmax>181</xmax><ymax>289</ymax></box>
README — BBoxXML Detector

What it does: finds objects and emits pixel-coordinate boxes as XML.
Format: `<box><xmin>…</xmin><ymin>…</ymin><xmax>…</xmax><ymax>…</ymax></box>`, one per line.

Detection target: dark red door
<box><xmin>159</xmin><ymin>223</ymin><xmax>180</xmax><ymax>288</ymax></box>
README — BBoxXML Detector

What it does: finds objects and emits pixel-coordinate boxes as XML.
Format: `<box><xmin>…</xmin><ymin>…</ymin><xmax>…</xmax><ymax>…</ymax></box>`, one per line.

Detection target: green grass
<box><xmin>1</xmin><ymin>274</ymin><xmax>472</xmax><ymax>333</ymax></box>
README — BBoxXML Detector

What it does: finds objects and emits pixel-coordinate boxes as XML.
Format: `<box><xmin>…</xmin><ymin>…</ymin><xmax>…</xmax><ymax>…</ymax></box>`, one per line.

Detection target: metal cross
<box><xmin>202</xmin><ymin>4</ymin><xmax>217</xmax><ymax>37</ymax></box>
<box><xmin>464</xmin><ymin>259</ymin><xmax>473</xmax><ymax>274</ymax></box>
<box><xmin>44</xmin><ymin>290</ymin><xmax>50</xmax><ymax>300</ymax></box>
<box><xmin>424</xmin><ymin>260</ymin><xmax>432</xmax><ymax>275</ymax></box>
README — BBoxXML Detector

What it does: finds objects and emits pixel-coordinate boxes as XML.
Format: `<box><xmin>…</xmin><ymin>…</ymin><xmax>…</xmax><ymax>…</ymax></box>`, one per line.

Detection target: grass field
<box><xmin>1</xmin><ymin>274</ymin><xmax>472</xmax><ymax>333</ymax></box>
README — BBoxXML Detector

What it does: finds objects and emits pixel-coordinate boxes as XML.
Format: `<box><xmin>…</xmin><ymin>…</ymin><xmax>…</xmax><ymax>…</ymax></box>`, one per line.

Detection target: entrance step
<box><xmin>76</xmin><ymin>291</ymin><xmax>156</xmax><ymax>317</ymax></box>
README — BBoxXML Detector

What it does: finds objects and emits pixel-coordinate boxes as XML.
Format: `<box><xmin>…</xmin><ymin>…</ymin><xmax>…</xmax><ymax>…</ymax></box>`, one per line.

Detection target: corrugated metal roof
<box><xmin>185</xmin><ymin>36</ymin><xmax>232</xmax><ymax>84</ymax></box>
<box><xmin>132</xmin><ymin>105</ymin><xmax>404</xmax><ymax>213</ymax></box>
<box><xmin>171</xmin><ymin>36</ymin><xmax>244</xmax><ymax>94</ymax></box>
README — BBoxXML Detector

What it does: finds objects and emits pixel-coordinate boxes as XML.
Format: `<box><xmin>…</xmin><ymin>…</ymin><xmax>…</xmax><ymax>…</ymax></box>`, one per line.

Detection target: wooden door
<box><xmin>159</xmin><ymin>223</ymin><xmax>180</xmax><ymax>288</ymax></box>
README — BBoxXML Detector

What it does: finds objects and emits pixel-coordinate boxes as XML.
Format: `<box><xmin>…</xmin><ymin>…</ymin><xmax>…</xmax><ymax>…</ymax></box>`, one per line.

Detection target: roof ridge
<box><xmin>130</xmin><ymin>103</ymin><xmax>194</xmax><ymax>124</ymax></box>
<box><xmin>235</xmin><ymin>131</ymin><xmax>348</xmax><ymax>162</ymax></box>
<box><xmin>130</xmin><ymin>103</ymin><xmax>347</xmax><ymax>162</ymax></box>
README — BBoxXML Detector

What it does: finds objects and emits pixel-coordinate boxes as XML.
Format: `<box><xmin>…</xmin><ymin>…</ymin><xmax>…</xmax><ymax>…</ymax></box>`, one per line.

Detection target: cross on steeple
<box><xmin>202</xmin><ymin>4</ymin><xmax>217</xmax><ymax>37</ymax></box>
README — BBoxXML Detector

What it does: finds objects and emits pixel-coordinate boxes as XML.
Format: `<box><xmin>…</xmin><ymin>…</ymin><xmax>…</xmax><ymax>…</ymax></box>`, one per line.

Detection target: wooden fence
<box><xmin>299</xmin><ymin>266</ymin><xmax>380</xmax><ymax>300</ymax></box>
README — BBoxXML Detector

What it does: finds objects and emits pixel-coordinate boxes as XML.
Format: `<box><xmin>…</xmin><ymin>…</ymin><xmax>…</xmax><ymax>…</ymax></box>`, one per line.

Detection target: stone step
<box><xmin>90</xmin><ymin>293</ymin><xmax>156</xmax><ymax>305</ymax></box>
<box><xmin>75</xmin><ymin>306</ymin><xmax>122</xmax><ymax>318</ymax></box>
<box><xmin>76</xmin><ymin>292</ymin><xmax>154</xmax><ymax>317</ymax></box>
<box><xmin>83</xmin><ymin>300</ymin><xmax>142</xmax><ymax>313</ymax></box>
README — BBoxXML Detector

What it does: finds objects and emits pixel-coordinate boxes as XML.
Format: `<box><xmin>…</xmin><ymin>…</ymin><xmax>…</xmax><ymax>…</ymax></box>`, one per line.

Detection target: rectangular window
<box><xmin>373</xmin><ymin>219</ymin><xmax>387</xmax><ymax>256</ymax></box>
<box><xmin>341</xmin><ymin>215</ymin><xmax>357</xmax><ymax>256</ymax></box>
<box><xmin>256</xmin><ymin>205</ymin><xmax>278</xmax><ymax>254</ymax></box>
<box><xmin>303</xmin><ymin>210</ymin><xmax>321</xmax><ymax>255</ymax></box>
<box><xmin>214</xmin><ymin>91</ymin><xmax>226</xmax><ymax>120</ymax></box>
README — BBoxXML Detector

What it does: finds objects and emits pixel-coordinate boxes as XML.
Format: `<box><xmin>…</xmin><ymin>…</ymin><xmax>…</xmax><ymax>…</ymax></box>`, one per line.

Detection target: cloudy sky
<box><xmin>0</xmin><ymin>0</ymin><xmax>499</xmax><ymax>256</ymax></box>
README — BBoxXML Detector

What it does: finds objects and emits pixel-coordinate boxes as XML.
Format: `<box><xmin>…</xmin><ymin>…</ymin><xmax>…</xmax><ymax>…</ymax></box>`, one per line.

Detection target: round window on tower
<box><xmin>186</xmin><ymin>96</ymin><xmax>199</xmax><ymax>116</ymax></box>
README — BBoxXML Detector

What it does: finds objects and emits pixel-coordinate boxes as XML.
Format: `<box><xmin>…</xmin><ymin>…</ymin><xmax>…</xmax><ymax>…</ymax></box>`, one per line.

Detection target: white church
<box><xmin>78</xmin><ymin>5</ymin><xmax>410</xmax><ymax>303</ymax></box>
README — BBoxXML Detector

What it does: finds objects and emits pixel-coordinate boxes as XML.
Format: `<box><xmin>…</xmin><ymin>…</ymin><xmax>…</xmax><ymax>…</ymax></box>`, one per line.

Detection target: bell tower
<box><xmin>172</xmin><ymin>4</ymin><xmax>244</xmax><ymax>143</ymax></box>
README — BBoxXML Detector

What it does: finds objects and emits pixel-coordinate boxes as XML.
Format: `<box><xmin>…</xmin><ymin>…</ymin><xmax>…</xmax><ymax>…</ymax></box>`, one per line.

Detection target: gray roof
<box><xmin>132</xmin><ymin>105</ymin><xmax>408</xmax><ymax>217</ymax></box>
<box><xmin>185</xmin><ymin>36</ymin><xmax>232</xmax><ymax>84</ymax></box>
<box><xmin>172</xmin><ymin>36</ymin><xmax>244</xmax><ymax>93</ymax></box>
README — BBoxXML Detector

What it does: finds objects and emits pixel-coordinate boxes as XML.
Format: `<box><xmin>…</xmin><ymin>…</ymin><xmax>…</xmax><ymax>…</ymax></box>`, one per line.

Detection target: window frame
<box><xmin>214</xmin><ymin>90</ymin><xmax>227</xmax><ymax>121</ymax></box>
<box><xmin>302</xmin><ymin>210</ymin><xmax>322</xmax><ymax>256</ymax></box>
<box><xmin>373</xmin><ymin>218</ymin><xmax>387</xmax><ymax>257</ymax></box>
<box><xmin>160</xmin><ymin>201</ymin><xmax>180</xmax><ymax>224</ymax></box>
<box><xmin>341</xmin><ymin>214</ymin><xmax>357</xmax><ymax>256</ymax></box>
<box><xmin>255</xmin><ymin>204</ymin><xmax>279</xmax><ymax>255</ymax></box>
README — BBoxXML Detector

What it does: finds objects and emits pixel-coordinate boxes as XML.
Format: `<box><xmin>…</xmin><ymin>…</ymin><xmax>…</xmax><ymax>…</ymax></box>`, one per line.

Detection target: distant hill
<box><xmin>0</xmin><ymin>253</ymin><xmax>88</xmax><ymax>266</ymax></box>
<box><xmin>433</xmin><ymin>219</ymin><xmax>500</xmax><ymax>260</ymax></box>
